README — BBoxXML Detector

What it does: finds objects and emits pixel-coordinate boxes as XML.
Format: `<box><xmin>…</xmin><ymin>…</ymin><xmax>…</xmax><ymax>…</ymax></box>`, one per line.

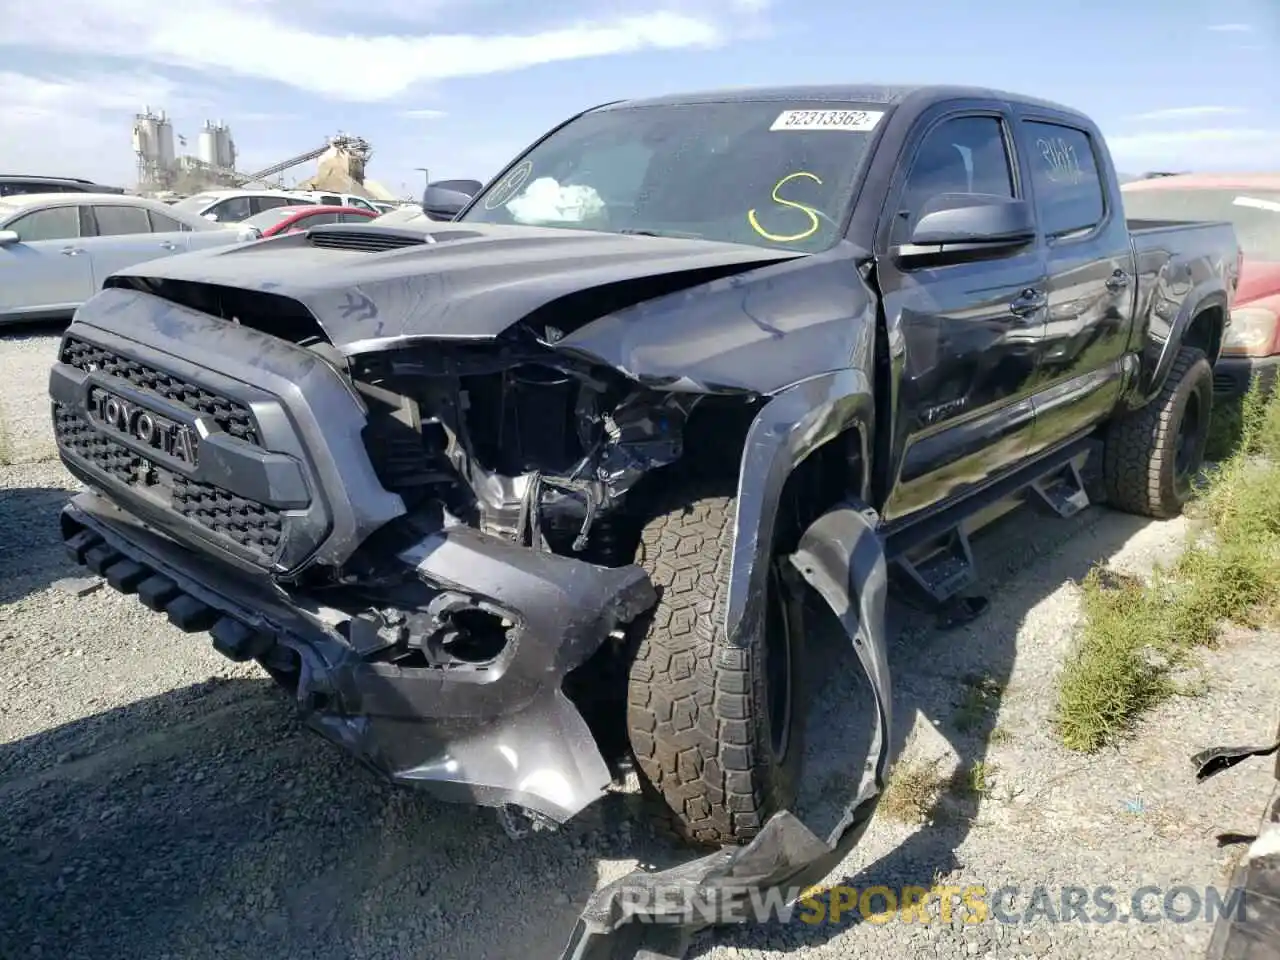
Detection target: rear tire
<box><xmin>1103</xmin><ymin>346</ymin><xmax>1213</xmax><ymax>519</ymax></box>
<box><xmin>626</xmin><ymin>483</ymin><xmax>804</xmax><ymax>848</ymax></box>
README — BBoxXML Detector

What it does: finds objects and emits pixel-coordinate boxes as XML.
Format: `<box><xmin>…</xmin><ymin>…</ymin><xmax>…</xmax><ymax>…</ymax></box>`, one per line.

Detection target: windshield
<box><xmin>460</xmin><ymin>101</ymin><xmax>886</xmax><ymax>252</ymax></box>
<box><xmin>1122</xmin><ymin>187</ymin><xmax>1280</xmax><ymax>260</ymax></box>
<box><xmin>172</xmin><ymin>194</ymin><xmax>219</xmax><ymax>212</ymax></box>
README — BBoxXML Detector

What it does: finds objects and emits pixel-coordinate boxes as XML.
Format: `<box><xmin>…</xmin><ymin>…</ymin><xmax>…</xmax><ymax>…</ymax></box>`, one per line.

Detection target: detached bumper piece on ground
<box><xmin>1195</xmin><ymin>734</ymin><xmax>1280</xmax><ymax>960</ymax></box>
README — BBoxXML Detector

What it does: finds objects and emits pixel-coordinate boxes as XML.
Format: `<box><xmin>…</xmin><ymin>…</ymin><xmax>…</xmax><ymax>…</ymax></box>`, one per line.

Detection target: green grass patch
<box><xmin>1056</xmin><ymin>377</ymin><xmax>1280</xmax><ymax>753</ymax></box>
<box><xmin>952</xmin><ymin>673</ymin><xmax>1004</xmax><ymax>733</ymax></box>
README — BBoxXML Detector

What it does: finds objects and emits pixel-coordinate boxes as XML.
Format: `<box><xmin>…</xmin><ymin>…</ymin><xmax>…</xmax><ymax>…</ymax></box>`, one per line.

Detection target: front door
<box><xmin>1014</xmin><ymin>116</ymin><xmax>1134</xmax><ymax>455</ymax></box>
<box><xmin>874</xmin><ymin>107</ymin><xmax>1048</xmax><ymax>523</ymax></box>
<box><xmin>0</xmin><ymin>205</ymin><xmax>94</xmax><ymax>318</ymax></box>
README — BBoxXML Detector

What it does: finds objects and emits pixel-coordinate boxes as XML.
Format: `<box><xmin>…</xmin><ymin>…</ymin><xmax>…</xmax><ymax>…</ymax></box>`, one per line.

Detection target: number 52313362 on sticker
<box><xmin>770</xmin><ymin>109</ymin><xmax>884</xmax><ymax>132</ymax></box>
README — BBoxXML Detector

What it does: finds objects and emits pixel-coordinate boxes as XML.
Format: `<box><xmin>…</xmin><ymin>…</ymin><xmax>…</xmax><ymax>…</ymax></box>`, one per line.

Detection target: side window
<box><xmin>1022</xmin><ymin>121</ymin><xmax>1105</xmax><ymax>238</ymax></box>
<box><xmin>148</xmin><ymin>210</ymin><xmax>189</xmax><ymax>232</ymax></box>
<box><xmin>9</xmin><ymin>206</ymin><xmax>80</xmax><ymax>242</ymax></box>
<box><xmin>346</xmin><ymin>197</ymin><xmax>376</xmax><ymax>212</ymax></box>
<box><xmin>252</xmin><ymin>196</ymin><xmax>291</xmax><ymax>214</ymax></box>
<box><xmin>300</xmin><ymin>212</ymin><xmax>340</xmax><ymax>227</ymax></box>
<box><xmin>209</xmin><ymin>196</ymin><xmax>253</xmax><ymax>222</ymax></box>
<box><xmin>338</xmin><ymin>212</ymin><xmax>373</xmax><ymax>223</ymax></box>
<box><xmin>893</xmin><ymin>116</ymin><xmax>1015</xmax><ymax>244</ymax></box>
<box><xmin>93</xmin><ymin>205</ymin><xmax>151</xmax><ymax>236</ymax></box>
<box><xmin>320</xmin><ymin>194</ymin><xmax>342</xmax><ymax>206</ymax></box>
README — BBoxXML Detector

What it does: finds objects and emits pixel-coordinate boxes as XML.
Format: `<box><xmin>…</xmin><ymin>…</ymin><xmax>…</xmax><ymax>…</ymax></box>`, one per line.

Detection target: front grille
<box><xmin>60</xmin><ymin>338</ymin><xmax>259</xmax><ymax>445</ymax></box>
<box><xmin>53</xmin><ymin>403</ymin><xmax>282</xmax><ymax>559</ymax></box>
<box><xmin>172</xmin><ymin>476</ymin><xmax>282</xmax><ymax>554</ymax></box>
<box><xmin>307</xmin><ymin>229</ymin><xmax>426</xmax><ymax>252</ymax></box>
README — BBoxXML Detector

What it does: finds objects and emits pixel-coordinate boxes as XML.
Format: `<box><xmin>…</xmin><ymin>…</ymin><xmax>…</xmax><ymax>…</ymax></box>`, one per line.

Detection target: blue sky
<box><xmin>0</xmin><ymin>0</ymin><xmax>1275</xmax><ymax>197</ymax></box>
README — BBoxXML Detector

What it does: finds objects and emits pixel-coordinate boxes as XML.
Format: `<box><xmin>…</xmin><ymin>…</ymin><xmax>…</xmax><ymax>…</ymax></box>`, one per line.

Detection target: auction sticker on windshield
<box><xmin>770</xmin><ymin>109</ymin><xmax>884</xmax><ymax>132</ymax></box>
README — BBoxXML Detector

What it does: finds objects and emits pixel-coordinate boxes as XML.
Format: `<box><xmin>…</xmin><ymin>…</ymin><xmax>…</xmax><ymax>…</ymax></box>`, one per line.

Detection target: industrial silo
<box><xmin>214</xmin><ymin>122</ymin><xmax>236</xmax><ymax>170</ymax></box>
<box><xmin>155</xmin><ymin>111</ymin><xmax>176</xmax><ymax>173</ymax></box>
<box><xmin>197</xmin><ymin>121</ymin><xmax>218</xmax><ymax>167</ymax></box>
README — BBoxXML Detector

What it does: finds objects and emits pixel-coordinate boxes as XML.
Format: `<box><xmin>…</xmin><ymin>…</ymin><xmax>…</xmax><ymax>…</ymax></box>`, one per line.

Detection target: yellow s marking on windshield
<box><xmin>748</xmin><ymin>171</ymin><xmax>823</xmax><ymax>243</ymax></box>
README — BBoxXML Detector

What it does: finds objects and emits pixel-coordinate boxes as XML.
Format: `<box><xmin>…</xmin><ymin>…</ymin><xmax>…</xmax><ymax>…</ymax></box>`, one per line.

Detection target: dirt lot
<box><xmin>1</xmin><ymin>324</ymin><xmax>1276</xmax><ymax>960</ymax></box>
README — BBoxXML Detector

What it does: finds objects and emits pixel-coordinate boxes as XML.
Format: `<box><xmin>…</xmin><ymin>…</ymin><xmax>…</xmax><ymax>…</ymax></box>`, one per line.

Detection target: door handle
<box><xmin>60</xmin><ymin>247</ymin><xmax>84</xmax><ymax>256</ymax></box>
<box><xmin>159</xmin><ymin>241</ymin><xmax>179</xmax><ymax>250</ymax></box>
<box><xmin>1105</xmin><ymin>270</ymin><xmax>1130</xmax><ymax>291</ymax></box>
<box><xmin>1009</xmin><ymin>288</ymin><xmax>1047</xmax><ymax>318</ymax></box>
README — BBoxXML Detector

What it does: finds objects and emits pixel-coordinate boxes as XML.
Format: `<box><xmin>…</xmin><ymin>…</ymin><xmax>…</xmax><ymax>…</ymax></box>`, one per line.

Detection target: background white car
<box><xmin>169</xmin><ymin>189</ymin><xmax>315</xmax><ymax>223</ymax></box>
<box><xmin>288</xmin><ymin>190</ymin><xmax>381</xmax><ymax>214</ymax></box>
<box><xmin>0</xmin><ymin>192</ymin><xmax>255</xmax><ymax>323</ymax></box>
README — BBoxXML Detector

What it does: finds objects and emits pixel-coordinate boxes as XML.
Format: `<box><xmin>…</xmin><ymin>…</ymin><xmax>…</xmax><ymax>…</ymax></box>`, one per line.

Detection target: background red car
<box><xmin>1122</xmin><ymin>174</ymin><xmax>1280</xmax><ymax>398</ymax></box>
<box><xmin>240</xmin><ymin>204</ymin><xmax>377</xmax><ymax>239</ymax></box>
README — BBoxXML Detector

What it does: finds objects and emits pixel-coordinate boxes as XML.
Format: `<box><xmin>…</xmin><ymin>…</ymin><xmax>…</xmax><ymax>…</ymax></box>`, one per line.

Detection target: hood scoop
<box><xmin>306</xmin><ymin>224</ymin><xmax>434</xmax><ymax>253</ymax></box>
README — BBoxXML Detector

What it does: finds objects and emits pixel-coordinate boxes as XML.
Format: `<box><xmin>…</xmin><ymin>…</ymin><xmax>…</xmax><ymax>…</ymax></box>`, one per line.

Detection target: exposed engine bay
<box><xmin>350</xmin><ymin>341</ymin><xmax>696</xmax><ymax>556</ymax></box>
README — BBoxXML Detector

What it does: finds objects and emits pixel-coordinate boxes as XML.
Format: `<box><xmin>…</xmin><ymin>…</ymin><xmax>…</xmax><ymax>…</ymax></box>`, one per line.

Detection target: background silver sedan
<box><xmin>0</xmin><ymin>193</ymin><xmax>256</xmax><ymax>324</ymax></box>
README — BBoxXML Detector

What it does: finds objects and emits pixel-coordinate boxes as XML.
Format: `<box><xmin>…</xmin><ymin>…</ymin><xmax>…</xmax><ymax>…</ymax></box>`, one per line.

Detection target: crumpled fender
<box><xmin>725</xmin><ymin>367</ymin><xmax>875</xmax><ymax>646</ymax></box>
<box><xmin>559</xmin><ymin>501</ymin><xmax>892</xmax><ymax>960</ymax></box>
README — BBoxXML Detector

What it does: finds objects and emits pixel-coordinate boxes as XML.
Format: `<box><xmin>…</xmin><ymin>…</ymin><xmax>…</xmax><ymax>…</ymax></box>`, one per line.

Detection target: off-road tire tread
<box><xmin>626</xmin><ymin>484</ymin><xmax>789</xmax><ymax>847</ymax></box>
<box><xmin>1103</xmin><ymin>345</ymin><xmax>1212</xmax><ymax>519</ymax></box>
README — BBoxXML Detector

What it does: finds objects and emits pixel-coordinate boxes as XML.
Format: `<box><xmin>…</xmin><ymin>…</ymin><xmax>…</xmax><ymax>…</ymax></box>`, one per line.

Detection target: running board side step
<box><xmin>1028</xmin><ymin>457</ymin><xmax>1091</xmax><ymax>519</ymax></box>
<box><xmin>881</xmin><ymin>439</ymin><xmax>1094</xmax><ymax>612</ymax></box>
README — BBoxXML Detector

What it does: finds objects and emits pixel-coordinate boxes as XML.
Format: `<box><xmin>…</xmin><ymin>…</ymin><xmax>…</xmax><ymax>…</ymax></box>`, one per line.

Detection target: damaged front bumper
<box><xmin>60</xmin><ymin>489</ymin><xmax>656</xmax><ymax>824</ymax></box>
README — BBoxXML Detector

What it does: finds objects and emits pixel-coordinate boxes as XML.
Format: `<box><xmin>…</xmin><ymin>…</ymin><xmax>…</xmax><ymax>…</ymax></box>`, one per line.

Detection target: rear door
<box><xmin>146</xmin><ymin>208</ymin><xmax>195</xmax><ymax>251</ymax></box>
<box><xmin>0</xmin><ymin>204</ymin><xmax>94</xmax><ymax>318</ymax></box>
<box><xmin>82</xmin><ymin>204</ymin><xmax>188</xmax><ymax>284</ymax></box>
<box><xmin>1014</xmin><ymin>114</ymin><xmax>1134</xmax><ymax>455</ymax></box>
<box><xmin>874</xmin><ymin>102</ymin><xmax>1049</xmax><ymax>523</ymax></box>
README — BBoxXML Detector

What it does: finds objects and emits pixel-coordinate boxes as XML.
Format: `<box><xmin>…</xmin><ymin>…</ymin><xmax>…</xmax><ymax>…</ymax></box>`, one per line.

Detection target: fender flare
<box><xmin>723</xmin><ymin>367</ymin><xmax>875</xmax><ymax>646</ymax></box>
<box><xmin>1139</xmin><ymin>282</ymin><xmax>1229</xmax><ymax>403</ymax></box>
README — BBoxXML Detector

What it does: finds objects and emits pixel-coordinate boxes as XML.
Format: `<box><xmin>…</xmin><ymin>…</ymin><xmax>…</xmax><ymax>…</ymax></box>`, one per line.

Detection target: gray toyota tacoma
<box><xmin>50</xmin><ymin>84</ymin><xmax>1240</xmax><ymax>950</ymax></box>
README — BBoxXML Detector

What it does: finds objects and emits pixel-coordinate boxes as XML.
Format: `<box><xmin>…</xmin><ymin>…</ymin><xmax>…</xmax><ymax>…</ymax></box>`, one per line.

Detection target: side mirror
<box><xmin>0</xmin><ymin>229</ymin><xmax>19</xmax><ymax>246</ymax></box>
<box><xmin>203</xmin><ymin>212</ymin><xmax>219</xmax><ymax>222</ymax></box>
<box><xmin>422</xmin><ymin>179</ymin><xmax>481</xmax><ymax>221</ymax></box>
<box><xmin>894</xmin><ymin>194</ymin><xmax>1035</xmax><ymax>265</ymax></box>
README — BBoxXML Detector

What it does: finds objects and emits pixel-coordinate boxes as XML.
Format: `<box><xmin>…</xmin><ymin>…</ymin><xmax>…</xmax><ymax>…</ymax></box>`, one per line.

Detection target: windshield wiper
<box><xmin>618</xmin><ymin>228</ymin><xmax>707</xmax><ymax>240</ymax></box>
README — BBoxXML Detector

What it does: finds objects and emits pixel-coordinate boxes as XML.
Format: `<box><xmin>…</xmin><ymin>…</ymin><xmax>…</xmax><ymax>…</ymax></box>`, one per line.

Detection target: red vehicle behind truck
<box><xmin>1123</xmin><ymin>173</ymin><xmax>1280</xmax><ymax>397</ymax></box>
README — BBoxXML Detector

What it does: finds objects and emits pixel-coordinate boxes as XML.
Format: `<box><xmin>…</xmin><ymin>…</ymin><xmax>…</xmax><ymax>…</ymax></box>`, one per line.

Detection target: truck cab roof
<box><xmin>595</xmin><ymin>83</ymin><xmax>1089</xmax><ymax>122</ymax></box>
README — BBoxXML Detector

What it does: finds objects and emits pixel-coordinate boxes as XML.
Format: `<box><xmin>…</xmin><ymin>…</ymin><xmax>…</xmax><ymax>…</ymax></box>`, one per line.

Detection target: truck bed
<box><xmin>1126</xmin><ymin>216</ymin><xmax>1236</xmax><ymax>236</ymax></box>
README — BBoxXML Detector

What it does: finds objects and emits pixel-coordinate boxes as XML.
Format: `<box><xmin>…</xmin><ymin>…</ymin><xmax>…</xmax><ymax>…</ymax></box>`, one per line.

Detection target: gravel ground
<box><xmin>1</xmin><ymin>323</ymin><xmax>1276</xmax><ymax>960</ymax></box>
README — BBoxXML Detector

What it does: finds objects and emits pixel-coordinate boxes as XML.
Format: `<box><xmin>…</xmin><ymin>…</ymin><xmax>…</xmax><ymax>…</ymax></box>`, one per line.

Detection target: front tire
<box><xmin>1103</xmin><ymin>346</ymin><xmax>1213</xmax><ymax>519</ymax></box>
<box><xmin>626</xmin><ymin>484</ymin><xmax>803</xmax><ymax>847</ymax></box>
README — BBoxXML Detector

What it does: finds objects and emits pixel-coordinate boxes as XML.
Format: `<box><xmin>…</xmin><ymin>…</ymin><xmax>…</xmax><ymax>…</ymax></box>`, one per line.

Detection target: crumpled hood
<box><xmin>107</xmin><ymin>221</ymin><xmax>806</xmax><ymax>351</ymax></box>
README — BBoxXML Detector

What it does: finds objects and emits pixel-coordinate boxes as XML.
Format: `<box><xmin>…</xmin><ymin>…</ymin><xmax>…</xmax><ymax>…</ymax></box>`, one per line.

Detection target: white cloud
<box><xmin>1207</xmin><ymin>22</ymin><xmax>1253</xmax><ymax>31</ymax></box>
<box><xmin>1105</xmin><ymin>127</ymin><xmax>1280</xmax><ymax>169</ymax></box>
<box><xmin>1128</xmin><ymin>106</ymin><xmax>1248</xmax><ymax>122</ymax></box>
<box><xmin>0</xmin><ymin>71</ymin><xmax>197</xmax><ymax>184</ymax></box>
<box><xmin>1108</xmin><ymin>128</ymin><xmax>1278</xmax><ymax>149</ymax></box>
<box><xmin>0</xmin><ymin>2</ymin><xmax>730</xmax><ymax>101</ymax></box>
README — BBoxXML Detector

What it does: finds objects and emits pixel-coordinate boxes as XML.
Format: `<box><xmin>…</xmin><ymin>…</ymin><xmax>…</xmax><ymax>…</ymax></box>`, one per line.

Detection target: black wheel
<box><xmin>1103</xmin><ymin>345</ymin><xmax>1213</xmax><ymax>519</ymax></box>
<box><xmin>626</xmin><ymin>483</ymin><xmax>804</xmax><ymax>847</ymax></box>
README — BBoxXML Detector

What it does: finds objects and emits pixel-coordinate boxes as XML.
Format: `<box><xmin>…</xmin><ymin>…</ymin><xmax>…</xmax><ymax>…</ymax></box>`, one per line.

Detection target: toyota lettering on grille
<box><xmin>88</xmin><ymin>387</ymin><xmax>198</xmax><ymax>464</ymax></box>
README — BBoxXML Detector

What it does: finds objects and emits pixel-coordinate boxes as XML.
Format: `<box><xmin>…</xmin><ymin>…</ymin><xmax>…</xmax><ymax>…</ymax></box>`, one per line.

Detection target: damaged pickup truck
<box><xmin>52</xmin><ymin>84</ymin><xmax>1239</xmax><ymax>878</ymax></box>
